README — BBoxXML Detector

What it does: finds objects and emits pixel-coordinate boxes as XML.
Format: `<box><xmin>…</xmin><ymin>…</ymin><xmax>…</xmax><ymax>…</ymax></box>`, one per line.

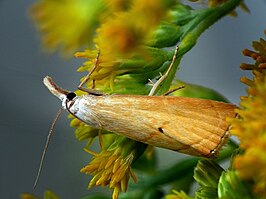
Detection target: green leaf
<box><xmin>218</xmin><ymin>171</ymin><xmax>254</xmax><ymax>199</ymax></box>
<box><xmin>194</xmin><ymin>160</ymin><xmax>224</xmax><ymax>199</ymax></box>
<box><xmin>143</xmin><ymin>189</ymin><xmax>164</xmax><ymax>199</ymax></box>
<box><xmin>170</xmin><ymin>80</ymin><xmax>230</xmax><ymax>102</ymax></box>
<box><xmin>195</xmin><ymin>187</ymin><xmax>218</xmax><ymax>199</ymax></box>
<box><xmin>171</xmin><ymin>170</ymin><xmax>194</xmax><ymax>194</ymax></box>
<box><xmin>194</xmin><ymin>160</ymin><xmax>224</xmax><ymax>188</ymax></box>
<box><xmin>132</xmin><ymin>147</ymin><xmax>157</xmax><ymax>173</ymax></box>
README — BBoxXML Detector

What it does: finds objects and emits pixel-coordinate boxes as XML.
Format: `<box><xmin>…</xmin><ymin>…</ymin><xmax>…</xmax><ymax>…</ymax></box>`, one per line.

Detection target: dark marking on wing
<box><xmin>158</xmin><ymin>127</ymin><xmax>164</xmax><ymax>133</ymax></box>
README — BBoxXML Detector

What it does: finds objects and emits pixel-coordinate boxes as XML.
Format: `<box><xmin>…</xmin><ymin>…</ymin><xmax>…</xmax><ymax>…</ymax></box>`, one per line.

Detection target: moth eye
<box><xmin>66</xmin><ymin>92</ymin><xmax>76</xmax><ymax>101</ymax></box>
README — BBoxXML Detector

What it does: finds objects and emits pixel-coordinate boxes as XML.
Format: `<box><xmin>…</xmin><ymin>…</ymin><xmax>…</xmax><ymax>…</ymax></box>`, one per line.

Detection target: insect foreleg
<box><xmin>77</xmin><ymin>49</ymin><xmax>106</xmax><ymax>96</ymax></box>
<box><xmin>149</xmin><ymin>45</ymin><xmax>179</xmax><ymax>96</ymax></box>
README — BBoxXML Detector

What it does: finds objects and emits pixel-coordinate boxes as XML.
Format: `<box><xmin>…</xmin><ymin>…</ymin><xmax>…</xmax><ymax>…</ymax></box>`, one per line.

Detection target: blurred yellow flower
<box><xmin>229</xmin><ymin>31</ymin><xmax>266</xmax><ymax>197</ymax></box>
<box><xmin>21</xmin><ymin>193</ymin><xmax>39</xmax><ymax>199</ymax></box>
<box><xmin>30</xmin><ymin>0</ymin><xmax>173</xmax><ymax>56</ymax></box>
<box><xmin>102</xmin><ymin>0</ymin><xmax>133</xmax><ymax>13</ymax></box>
<box><xmin>81</xmin><ymin>137</ymin><xmax>146</xmax><ymax>199</ymax></box>
<box><xmin>21</xmin><ymin>190</ymin><xmax>59</xmax><ymax>199</ymax></box>
<box><xmin>96</xmin><ymin>0</ymin><xmax>171</xmax><ymax>56</ymax></box>
<box><xmin>30</xmin><ymin>0</ymin><xmax>104</xmax><ymax>54</ymax></box>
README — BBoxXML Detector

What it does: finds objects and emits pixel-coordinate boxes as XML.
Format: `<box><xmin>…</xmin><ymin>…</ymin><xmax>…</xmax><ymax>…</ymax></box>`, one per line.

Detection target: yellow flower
<box><xmin>21</xmin><ymin>190</ymin><xmax>59</xmax><ymax>199</ymax></box>
<box><xmin>70</xmin><ymin>116</ymin><xmax>98</xmax><ymax>141</ymax></box>
<box><xmin>229</xmin><ymin>30</ymin><xmax>266</xmax><ymax>197</ymax></box>
<box><xmin>91</xmin><ymin>0</ymin><xmax>173</xmax><ymax>68</ymax></box>
<box><xmin>75</xmin><ymin>47</ymin><xmax>123</xmax><ymax>90</ymax></box>
<box><xmin>81</xmin><ymin>137</ymin><xmax>147</xmax><ymax>199</ymax></box>
<box><xmin>165</xmin><ymin>190</ymin><xmax>192</xmax><ymax>199</ymax></box>
<box><xmin>30</xmin><ymin>0</ymin><xmax>105</xmax><ymax>55</ymax></box>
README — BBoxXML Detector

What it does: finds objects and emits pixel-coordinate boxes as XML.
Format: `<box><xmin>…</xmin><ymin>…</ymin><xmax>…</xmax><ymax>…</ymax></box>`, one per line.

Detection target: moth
<box><xmin>34</xmin><ymin>46</ymin><xmax>236</xmax><ymax>187</ymax></box>
<box><xmin>44</xmin><ymin>76</ymin><xmax>236</xmax><ymax>158</ymax></box>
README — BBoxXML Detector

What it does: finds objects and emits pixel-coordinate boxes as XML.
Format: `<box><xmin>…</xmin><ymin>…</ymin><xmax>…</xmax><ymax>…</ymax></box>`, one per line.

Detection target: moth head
<box><xmin>62</xmin><ymin>91</ymin><xmax>77</xmax><ymax>110</ymax></box>
<box><xmin>43</xmin><ymin>76</ymin><xmax>77</xmax><ymax>109</ymax></box>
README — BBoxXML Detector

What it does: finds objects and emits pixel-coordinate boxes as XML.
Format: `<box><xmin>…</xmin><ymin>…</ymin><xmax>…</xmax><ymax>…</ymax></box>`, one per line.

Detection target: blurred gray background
<box><xmin>0</xmin><ymin>1</ymin><xmax>265</xmax><ymax>199</ymax></box>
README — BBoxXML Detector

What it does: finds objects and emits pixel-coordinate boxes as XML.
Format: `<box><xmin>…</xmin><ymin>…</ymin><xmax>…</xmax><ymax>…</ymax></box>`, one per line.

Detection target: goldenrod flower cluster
<box><xmin>230</xmin><ymin>30</ymin><xmax>266</xmax><ymax>197</ymax></box>
<box><xmin>80</xmin><ymin>137</ymin><xmax>146</xmax><ymax>199</ymax></box>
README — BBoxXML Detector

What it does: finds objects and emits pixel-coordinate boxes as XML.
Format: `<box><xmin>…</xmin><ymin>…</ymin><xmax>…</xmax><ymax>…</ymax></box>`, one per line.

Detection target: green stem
<box><xmin>141</xmin><ymin>158</ymin><xmax>199</xmax><ymax>189</ymax></box>
<box><xmin>158</xmin><ymin>0</ymin><xmax>242</xmax><ymax>94</ymax></box>
<box><xmin>179</xmin><ymin>0</ymin><xmax>242</xmax><ymax>53</ymax></box>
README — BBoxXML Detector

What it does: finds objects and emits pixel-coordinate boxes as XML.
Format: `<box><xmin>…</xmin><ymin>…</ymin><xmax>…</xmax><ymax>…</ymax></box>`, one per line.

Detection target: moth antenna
<box><xmin>34</xmin><ymin>108</ymin><xmax>63</xmax><ymax>188</ymax></box>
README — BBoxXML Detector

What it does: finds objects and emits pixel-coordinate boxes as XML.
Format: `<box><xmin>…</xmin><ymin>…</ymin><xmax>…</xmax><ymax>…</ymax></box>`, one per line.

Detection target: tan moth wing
<box><xmin>76</xmin><ymin>95</ymin><xmax>237</xmax><ymax>157</ymax></box>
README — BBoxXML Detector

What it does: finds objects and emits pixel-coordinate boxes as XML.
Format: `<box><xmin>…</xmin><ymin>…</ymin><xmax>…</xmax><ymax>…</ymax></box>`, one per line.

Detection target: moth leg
<box><xmin>78</xmin><ymin>49</ymin><xmax>99</xmax><ymax>89</ymax></box>
<box><xmin>148</xmin><ymin>78</ymin><xmax>154</xmax><ymax>85</ymax></box>
<box><xmin>163</xmin><ymin>85</ymin><xmax>185</xmax><ymax>96</ymax></box>
<box><xmin>149</xmin><ymin>45</ymin><xmax>179</xmax><ymax>96</ymax></box>
<box><xmin>91</xmin><ymin>79</ymin><xmax>96</xmax><ymax>89</ymax></box>
<box><xmin>77</xmin><ymin>49</ymin><xmax>106</xmax><ymax>96</ymax></box>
